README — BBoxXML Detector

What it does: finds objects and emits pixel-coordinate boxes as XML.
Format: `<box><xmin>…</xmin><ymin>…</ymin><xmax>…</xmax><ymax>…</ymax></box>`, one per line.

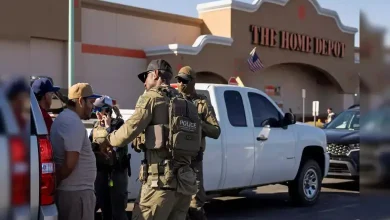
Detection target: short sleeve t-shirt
<box><xmin>50</xmin><ymin>109</ymin><xmax>96</xmax><ymax>191</ymax></box>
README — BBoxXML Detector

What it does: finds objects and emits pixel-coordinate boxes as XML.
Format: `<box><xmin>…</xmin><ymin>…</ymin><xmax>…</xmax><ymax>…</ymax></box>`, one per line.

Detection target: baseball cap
<box><xmin>175</xmin><ymin>66</ymin><xmax>196</xmax><ymax>82</ymax></box>
<box><xmin>93</xmin><ymin>96</ymin><xmax>113</xmax><ymax>108</ymax></box>
<box><xmin>31</xmin><ymin>77</ymin><xmax>60</xmax><ymax>96</ymax></box>
<box><xmin>138</xmin><ymin>59</ymin><xmax>173</xmax><ymax>83</ymax></box>
<box><xmin>93</xmin><ymin>95</ymin><xmax>114</xmax><ymax>113</ymax></box>
<box><xmin>68</xmin><ymin>83</ymin><xmax>101</xmax><ymax>100</ymax></box>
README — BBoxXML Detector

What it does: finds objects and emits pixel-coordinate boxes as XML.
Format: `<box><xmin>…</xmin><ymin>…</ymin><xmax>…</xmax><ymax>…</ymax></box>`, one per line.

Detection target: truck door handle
<box><xmin>257</xmin><ymin>135</ymin><xmax>268</xmax><ymax>141</ymax></box>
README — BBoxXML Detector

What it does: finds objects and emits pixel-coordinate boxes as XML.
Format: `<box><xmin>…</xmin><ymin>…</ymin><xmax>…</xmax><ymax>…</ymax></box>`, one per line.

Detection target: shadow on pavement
<box><xmin>322</xmin><ymin>179</ymin><xmax>359</xmax><ymax>191</ymax></box>
<box><xmin>98</xmin><ymin>181</ymin><xmax>364</xmax><ymax>220</ymax></box>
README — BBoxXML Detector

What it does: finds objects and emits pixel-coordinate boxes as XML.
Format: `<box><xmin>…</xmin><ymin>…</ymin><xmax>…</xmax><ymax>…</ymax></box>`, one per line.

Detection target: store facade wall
<box><xmin>0</xmin><ymin>0</ymin><xmax>81</xmax><ymax>86</ymax></box>
<box><xmin>0</xmin><ymin>0</ymin><xmax>358</xmax><ymax>113</ymax></box>
<box><xmin>146</xmin><ymin>0</ymin><xmax>358</xmax><ymax>115</ymax></box>
<box><xmin>0</xmin><ymin>38</ymin><xmax>67</xmax><ymax>88</ymax></box>
<box><xmin>79</xmin><ymin>0</ymin><xmax>204</xmax><ymax>108</ymax></box>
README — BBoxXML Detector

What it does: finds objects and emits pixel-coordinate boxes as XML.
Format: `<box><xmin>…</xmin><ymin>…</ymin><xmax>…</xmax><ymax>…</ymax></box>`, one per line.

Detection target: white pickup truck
<box><xmin>87</xmin><ymin>83</ymin><xmax>329</xmax><ymax>206</ymax></box>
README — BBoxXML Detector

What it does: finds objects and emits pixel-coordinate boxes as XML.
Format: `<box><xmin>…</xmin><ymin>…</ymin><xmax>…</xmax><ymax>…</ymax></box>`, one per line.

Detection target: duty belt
<box><xmin>144</xmin><ymin>160</ymin><xmax>175</xmax><ymax>189</ymax></box>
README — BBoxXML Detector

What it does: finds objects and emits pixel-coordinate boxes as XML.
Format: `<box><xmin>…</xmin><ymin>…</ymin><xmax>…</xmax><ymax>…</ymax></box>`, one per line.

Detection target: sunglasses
<box><xmin>177</xmin><ymin>77</ymin><xmax>190</xmax><ymax>84</ymax></box>
<box><xmin>93</xmin><ymin>106</ymin><xmax>110</xmax><ymax>113</ymax></box>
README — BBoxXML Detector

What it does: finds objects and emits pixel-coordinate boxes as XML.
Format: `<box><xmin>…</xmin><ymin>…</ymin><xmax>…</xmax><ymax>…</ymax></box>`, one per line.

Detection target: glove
<box><xmin>93</xmin><ymin>129</ymin><xmax>109</xmax><ymax>145</ymax></box>
<box><xmin>131</xmin><ymin>134</ymin><xmax>145</xmax><ymax>153</ymax></box>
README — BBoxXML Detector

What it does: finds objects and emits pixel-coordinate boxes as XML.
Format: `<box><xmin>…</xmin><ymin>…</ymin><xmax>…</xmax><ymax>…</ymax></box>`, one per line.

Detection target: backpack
<box><xmin>162</xmin><ymin>88</ymin><xmax>202</xmax><ymax>157</ymax></box>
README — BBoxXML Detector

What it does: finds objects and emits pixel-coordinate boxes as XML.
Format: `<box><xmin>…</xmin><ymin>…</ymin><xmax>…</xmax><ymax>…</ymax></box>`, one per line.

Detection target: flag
<box><xmin>247</xmin><ymin>47</ymin><xmax>264</xmax><ymax>72</ymax></box>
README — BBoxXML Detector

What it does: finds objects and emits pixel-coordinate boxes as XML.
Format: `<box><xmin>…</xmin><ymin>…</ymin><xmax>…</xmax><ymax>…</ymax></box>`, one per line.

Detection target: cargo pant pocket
<box><xmin>176</xmin><ymin>166</ymin><xmax>197</xmax><ymax>196</ymax></box>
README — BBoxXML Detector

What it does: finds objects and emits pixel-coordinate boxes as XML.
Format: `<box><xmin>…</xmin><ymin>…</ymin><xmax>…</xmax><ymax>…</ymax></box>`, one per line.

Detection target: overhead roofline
<box><xmin>196</xmin><ymin>0</ymin><xmax>358</xmax><ymax>35</ymax></box>
<box><xmin>144</xmin><ymin>35</ymin><xmax>234</xmax><ymax>56</ymax></box>
<box><xmin>82</xmin><ymin>0</ymin><xmax>204</xmax><ymax>27</ymax></box>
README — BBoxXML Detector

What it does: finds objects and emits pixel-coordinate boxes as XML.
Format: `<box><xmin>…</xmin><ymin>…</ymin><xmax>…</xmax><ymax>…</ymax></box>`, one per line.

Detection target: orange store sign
<box><xmin>249</xmin><ymin>25</ymin><xmax>346</xmax><ymax>58</ymax></box>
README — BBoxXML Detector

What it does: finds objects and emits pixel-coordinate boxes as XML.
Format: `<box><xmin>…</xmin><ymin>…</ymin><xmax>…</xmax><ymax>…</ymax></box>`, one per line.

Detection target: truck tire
<box><xmin>288</xmin><ymin>159</ymin><xmax>322</xmax><ymax>206</ymax></box>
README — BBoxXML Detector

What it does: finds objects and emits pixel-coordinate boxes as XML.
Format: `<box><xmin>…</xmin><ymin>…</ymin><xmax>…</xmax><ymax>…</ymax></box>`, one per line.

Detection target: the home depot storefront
<box><xmin>143</xmin><ymin>0</ymin><xmax>358</xmax><ymax>116</ymax></box>
<box><xmin>0</xmin><ymin>0</ymin><xmax>358</xmax><ymax>115</ymax></box>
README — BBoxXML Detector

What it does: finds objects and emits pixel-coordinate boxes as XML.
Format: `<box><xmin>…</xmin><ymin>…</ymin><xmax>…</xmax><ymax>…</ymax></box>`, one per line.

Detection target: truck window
<box><xmin>248</xmin><ymin>92</ymin><xmax>281</xmax><ymax>127</ymax></box>
<box><xmin>224</xmin><ymin>90</ymin><xmax>247</xmax><ymax>127</ymax></box>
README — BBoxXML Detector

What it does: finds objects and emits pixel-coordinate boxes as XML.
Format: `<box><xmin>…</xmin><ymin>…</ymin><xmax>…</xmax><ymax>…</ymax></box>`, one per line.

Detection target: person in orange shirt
<box><xmin>31</xmin><ymin>78</ymin><xmax>60</xmax><ymax>133</ymax></box>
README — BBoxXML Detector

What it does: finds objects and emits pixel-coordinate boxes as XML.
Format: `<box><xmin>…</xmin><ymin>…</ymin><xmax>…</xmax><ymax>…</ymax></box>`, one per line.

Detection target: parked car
<box><xmin>30</xmin><ymin>87</ymin><xmax>58</xmax><ymax>219</ymax></box>
<box><xmin>322</xmin><ymin>105</ymin><xmax>360</xmax><ymax>180</ymax></box>
<box><xmin>360</xmin><ymin>104</ymin><xmax>390</xmax><ymax>187</ymax></box>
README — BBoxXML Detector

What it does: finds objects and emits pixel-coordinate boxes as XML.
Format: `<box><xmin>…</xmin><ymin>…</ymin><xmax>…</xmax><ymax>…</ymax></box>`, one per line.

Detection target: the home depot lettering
<box><xmin>249</xmin><ymin>25</ymin><xmax>346</xmax><ymax>58</ymax></box>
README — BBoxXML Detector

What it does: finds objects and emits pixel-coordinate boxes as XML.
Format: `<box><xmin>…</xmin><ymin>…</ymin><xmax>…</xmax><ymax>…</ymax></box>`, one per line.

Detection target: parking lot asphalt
<box><xmin>96</xmin><ymin>178</ymin><xmax>390</xmax><ymax>220</ymax></box>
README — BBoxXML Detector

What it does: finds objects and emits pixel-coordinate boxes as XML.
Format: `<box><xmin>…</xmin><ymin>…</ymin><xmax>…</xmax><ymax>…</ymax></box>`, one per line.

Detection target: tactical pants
<box><xmin>95</xmin><ymin>168</ymin><xmax>129</xmax><ymax>220</ymax></box>
<box><xmin>187</xmin><ymin>159</ymin><xmax>207</xmax><ymax>220</ymax></box>
<box><xmin>132</xmin><ymin>184</ymin><xmax>192</xmax><ymax>220</ymax></box>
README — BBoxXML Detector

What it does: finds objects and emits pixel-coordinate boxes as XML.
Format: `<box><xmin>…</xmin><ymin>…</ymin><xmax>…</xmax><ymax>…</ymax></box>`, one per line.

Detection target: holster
<box><xmin>139</xmin><ymin>159</ymin><xmax>148</xmax><ymax>184</ymax></box>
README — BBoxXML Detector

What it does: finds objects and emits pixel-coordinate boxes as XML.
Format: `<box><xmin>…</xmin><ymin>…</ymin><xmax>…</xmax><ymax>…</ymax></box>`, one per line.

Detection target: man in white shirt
<box><xmin>50</xmin><ymin>83</ymin><xmax>101</xmax><ymax>220</ymax></box>
<box><xmin>326</xmin><ymin>108</ymin><xmax>336</xmax><ymax>123</ymax></box>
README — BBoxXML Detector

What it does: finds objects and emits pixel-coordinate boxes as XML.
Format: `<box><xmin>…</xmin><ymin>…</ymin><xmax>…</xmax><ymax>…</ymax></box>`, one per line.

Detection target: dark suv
<box><xmin>323</xmin><ymin>105</ymin><xmax>360</xmax><ymax>180</ymax></box>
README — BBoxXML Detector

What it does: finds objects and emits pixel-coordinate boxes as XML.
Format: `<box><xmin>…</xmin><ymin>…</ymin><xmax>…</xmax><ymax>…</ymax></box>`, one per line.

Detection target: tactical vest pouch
<box><xmin>172</xmin><ymin>130</ymin><xmax>200</xmax><ymax>157</ymax></box>
<box><xmin>149</xmin><ymin>164</ymin><xmax>159</xmax><ymax>188</ymax></box>
<box><xmin>176</xmin><ymin>165</ymin><xmax>197</xmax><ymax>196</ymax></box>
<box><xmin>169</xmin><ymin>97</ymin><xmax>202</xmax><ymax>157</ymax></box>
<box><xmin>145</xmin><ymin>125</ymin><xmax>168</xmax><ymax>149</ymax></box>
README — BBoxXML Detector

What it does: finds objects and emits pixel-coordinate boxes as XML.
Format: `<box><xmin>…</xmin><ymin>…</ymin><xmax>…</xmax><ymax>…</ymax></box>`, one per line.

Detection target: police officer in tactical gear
<box><xmin>176</xmin><ymin>66</ymin><xmax>221</xmax><ymax>220</ymax></box>
<box><xmin>94</xmin><ymin>59</ymin><xmax>201</xmax><ymax>220</ymax></box>
<box><xmin>89</xmin><ymin>96</ymin><xmax>129</xmax><ymax>220</ymax></box>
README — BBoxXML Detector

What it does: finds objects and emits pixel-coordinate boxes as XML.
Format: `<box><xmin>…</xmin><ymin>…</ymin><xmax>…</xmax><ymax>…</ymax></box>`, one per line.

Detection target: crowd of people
<box><xmin>31</xmin><ymin>59</ymin><xmax>220</xmax><ymax>220</ymax></box>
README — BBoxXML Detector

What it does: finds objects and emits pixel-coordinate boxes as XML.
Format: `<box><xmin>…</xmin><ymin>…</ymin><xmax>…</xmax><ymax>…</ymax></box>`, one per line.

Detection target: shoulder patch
<box><xmin>135</xmin><ymin>95</ymin><xmax>151</xmax><ymax>109</ymax></box>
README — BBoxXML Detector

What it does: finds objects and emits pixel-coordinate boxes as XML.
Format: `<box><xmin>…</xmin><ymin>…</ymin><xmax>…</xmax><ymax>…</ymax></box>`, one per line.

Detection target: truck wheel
<box><xmin>288</xmin><ymin>159</ymin><xmax>322</xmax><ymax>206</ymax></box>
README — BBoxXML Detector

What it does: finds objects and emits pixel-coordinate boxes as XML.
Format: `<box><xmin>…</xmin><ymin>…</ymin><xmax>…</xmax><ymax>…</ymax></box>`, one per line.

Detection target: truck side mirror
<box><xmin>283</xmin><ymin>112</ymin><xmax>296</xmax><ymax>125</ymax></box>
